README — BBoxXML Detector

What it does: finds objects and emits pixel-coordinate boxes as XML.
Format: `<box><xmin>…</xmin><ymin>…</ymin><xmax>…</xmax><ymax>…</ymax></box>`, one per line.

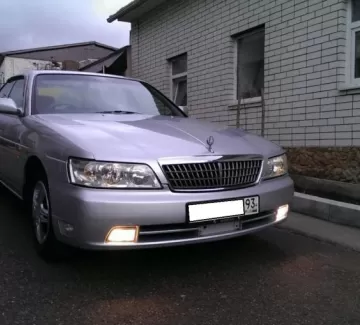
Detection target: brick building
<box><xmin>108</xmin><ymin>0</ymin><xmax>360</xmax><ymax>185</ymax></box>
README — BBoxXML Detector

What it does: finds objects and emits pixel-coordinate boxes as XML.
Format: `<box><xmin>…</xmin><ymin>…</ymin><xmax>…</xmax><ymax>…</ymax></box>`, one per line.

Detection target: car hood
<box><xmin>34</xmin><ymin>114</ymin><xmax>283</xmax><ymax>161</ymax></box>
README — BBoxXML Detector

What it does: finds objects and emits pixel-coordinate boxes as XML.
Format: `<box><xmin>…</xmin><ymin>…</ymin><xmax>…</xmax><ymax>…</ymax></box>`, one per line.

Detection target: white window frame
<box><xmin>169</xmin><ymin>54</ymin><xmax>187</xmax><ymax>108</ymax></box>
<box><xmin>346</xmin><ymin>0</ymin><xmax>360</xmax><ymax>87</ymax></box>
<box><xmin>171</xmin><ymin>72</ymin><xmax>187</xmax><ymax>101</ymax></box>
<box><xmin>233</xmin><ymin>27</ymin><xmax>265</xmax><ymax>106</ymax></box>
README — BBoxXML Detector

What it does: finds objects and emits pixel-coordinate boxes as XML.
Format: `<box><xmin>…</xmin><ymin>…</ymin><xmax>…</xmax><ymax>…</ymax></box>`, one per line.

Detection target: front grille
<box><xmin>162</xmin><ymin>159</ymin><xmax>262</xmax><ymax>191</ymax></box>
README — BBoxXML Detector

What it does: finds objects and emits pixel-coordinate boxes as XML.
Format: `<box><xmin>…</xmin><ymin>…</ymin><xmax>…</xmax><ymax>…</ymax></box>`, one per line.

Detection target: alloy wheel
<box><xmin>32</xmin><ymin>181</ymin><xmax>50</xmax><ymax>244</ymax></box>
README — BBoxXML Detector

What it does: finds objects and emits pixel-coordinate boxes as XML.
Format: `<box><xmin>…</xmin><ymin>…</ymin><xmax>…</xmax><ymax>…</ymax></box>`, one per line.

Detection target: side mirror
<box><xmin>0</xmin><ymin>98</ymin><xmax>20</xmax><ymax>115</ymax></box>
<box><xmin>179</xmin><ymin>106</ymin><xmax>189</xmax><ymax>115</ymax></box>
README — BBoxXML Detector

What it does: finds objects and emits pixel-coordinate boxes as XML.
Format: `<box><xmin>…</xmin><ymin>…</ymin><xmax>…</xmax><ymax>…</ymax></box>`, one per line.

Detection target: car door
<box><xmin>0</xmin><ymin>77</ymin><xmax>27</xmax><ymax>193</ymax></box>
<box><xmin>0</xmin><ymin>80</ymin><xmax>17</xmax><ymax>181</ymax></box>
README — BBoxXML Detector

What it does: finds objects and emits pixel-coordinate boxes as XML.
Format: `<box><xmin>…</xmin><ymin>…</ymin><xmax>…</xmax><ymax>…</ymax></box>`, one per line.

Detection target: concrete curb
<box><xmin>290</xmin><ymin>192</ymin><xmax>360</xmax><ymax>229</ymax></box>
<box><xmin>278</xmin><ymin>212</ymin><xmax>360</xmax><ymax>253</ymax></box>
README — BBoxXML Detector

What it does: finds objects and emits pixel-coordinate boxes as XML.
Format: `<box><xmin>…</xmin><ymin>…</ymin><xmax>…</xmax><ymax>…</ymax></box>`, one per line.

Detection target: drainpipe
<box><xmin>261</xmin><ymin>88</ymin><xmax>265</xmax><ymax>137</ymax></box>
<box><xmin>236</xmin><ymin>52</ymin><xmax>241</xmax><ymax>129</ymax></box>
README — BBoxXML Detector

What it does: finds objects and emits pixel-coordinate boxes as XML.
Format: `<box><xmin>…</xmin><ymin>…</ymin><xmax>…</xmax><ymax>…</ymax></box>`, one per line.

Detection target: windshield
<box><xmin>31</xmin><ymin>74</ymin><xmax>185</xmax><ymax>117</ymax></box>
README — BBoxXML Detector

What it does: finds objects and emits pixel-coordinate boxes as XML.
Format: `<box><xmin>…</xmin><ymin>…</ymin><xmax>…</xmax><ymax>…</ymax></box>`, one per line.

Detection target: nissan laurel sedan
<box><xmin>0</xmin><ymin>70</ymin><xmax>294</xmax><ymax>261</ymax></box>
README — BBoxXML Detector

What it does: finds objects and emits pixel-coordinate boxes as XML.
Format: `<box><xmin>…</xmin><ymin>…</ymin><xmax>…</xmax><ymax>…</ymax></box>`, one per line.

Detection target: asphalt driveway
<box><xmin>0</xmin><ymin>186</ymin><xmax>360</xmax><ymax>325</ymax></box>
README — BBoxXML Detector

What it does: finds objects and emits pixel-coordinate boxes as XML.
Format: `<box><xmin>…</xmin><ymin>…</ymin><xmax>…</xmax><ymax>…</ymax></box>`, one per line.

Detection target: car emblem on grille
<box><xmin>206</xmin><ymin>136</ymin><xmax>215</xmax><ymax>153</ymax></box>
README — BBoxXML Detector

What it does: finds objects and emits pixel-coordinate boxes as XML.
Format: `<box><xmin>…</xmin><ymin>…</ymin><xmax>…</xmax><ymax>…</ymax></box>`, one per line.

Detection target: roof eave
<box><xmin>107</xmin><ymin>0</ymin><xmax>144</xmax><ymax>23</ymax></box>
<box><xmin>79</xmin><ymin>45</ymin><xmax>129</xmax><ymax>71</ymax></box>
<box><xmin>107</xmin><ymin>0</ymin><xmax>166</xmax><ymax>23</ymax></box>
<box><xmin>107</xmin><ymin>12</ymin><xmax>135</xmax><ymax>23</ymax></box>
<box><xmin>2</xmin><ymin>41</ymin><xmax>117</xmax><ymax>56</ymax></box>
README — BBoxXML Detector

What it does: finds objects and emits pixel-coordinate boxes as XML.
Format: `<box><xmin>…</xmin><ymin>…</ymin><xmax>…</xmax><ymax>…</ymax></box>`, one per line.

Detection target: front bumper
<box><xmin>50</xmin><ymin>176</ymin><xmax>294</xmax><ymax>250</ymax></box>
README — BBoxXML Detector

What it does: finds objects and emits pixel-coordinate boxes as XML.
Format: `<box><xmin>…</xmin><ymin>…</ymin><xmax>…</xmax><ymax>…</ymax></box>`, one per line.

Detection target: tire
<box><xmin>31</xmin><ymin>173</ymin><xmax>69</xmax><ymax>262</ymax></box>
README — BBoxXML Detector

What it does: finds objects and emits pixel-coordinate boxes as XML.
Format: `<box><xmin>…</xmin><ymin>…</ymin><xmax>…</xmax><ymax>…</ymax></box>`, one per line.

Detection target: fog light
<box><xmin>276</xmin><ymin>204</ymin><xmax>289</xmax><ymax>222</ymax></box>
<box><xmin>106</xmin><ymin>226</ymin><xmax>139</xmax><ymax>243</ymax></box>
<box><xmin>58</xmin><ymin>220</ymin><xmax>74</xmax><ymax>236</ymax></box>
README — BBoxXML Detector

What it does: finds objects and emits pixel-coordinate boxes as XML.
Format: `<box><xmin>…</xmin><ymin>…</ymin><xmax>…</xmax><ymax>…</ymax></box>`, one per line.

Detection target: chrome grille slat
<box><xmin>162</xmin><ymin>159</ymin><xmax>262</xmax><ymax>191</ymax></box>
<box><xmin>242</xmin><ymin>215</ymin><xmax>270</xmax><ymax>224</ymax></box>
<box><xmin>137</xmin><ymin>211</ymin><xmax>275</xmax><ymax>243</ymax></box>
<box><xmin>139</xmin><ymin>228</ymin><xmax>198</xmax><ymax>235</ymax></box>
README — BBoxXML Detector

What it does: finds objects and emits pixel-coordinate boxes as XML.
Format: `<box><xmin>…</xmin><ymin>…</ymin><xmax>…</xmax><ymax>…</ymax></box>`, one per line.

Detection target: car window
<box><xmin>8</xmin><ymin>79</ymin><xmax>25</xmax><ymax>108</ymax></box>
<box><xmin>0</xmin><ymin>81</ymin><xmax>16</xmax><ymax>98</ymax></box>
<box><xmin>33</xmin><ymin>74</ymin><xmax>185</xmax><ymax>117</ymax></box>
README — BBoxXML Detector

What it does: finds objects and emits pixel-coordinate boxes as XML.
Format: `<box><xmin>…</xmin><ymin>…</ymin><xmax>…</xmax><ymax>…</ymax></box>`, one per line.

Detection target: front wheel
<box><xmin>31</xmin><ymin>177</ymin><xmax>69</xmax><ymax>262</ymax></box>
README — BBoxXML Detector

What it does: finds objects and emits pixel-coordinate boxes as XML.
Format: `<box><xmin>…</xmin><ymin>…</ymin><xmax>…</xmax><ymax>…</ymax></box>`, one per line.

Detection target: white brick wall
<box><xmin>129</xmin><ymin>0</ymin><xmax>359</xmax><ymax>147</ymax></box>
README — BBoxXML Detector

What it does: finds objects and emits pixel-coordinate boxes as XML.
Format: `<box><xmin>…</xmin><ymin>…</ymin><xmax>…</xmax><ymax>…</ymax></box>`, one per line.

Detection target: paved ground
<box><xmin>1</xmin><ymin>186</ymin><xmax>360</xmax><ymax>325</ymax></box>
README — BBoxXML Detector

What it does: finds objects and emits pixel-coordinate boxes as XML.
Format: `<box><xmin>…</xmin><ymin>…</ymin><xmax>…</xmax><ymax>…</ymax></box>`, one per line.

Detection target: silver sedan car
<box><xmin>0</xmin><ymin>70</ymin><xmax>294</xmax><ymax>260</ymax></box>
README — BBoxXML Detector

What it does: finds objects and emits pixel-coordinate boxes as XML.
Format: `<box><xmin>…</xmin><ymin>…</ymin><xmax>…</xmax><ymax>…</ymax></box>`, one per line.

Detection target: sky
<box><xmin>0</xmin><ymin>0</ymin><xmax>133</xmax><ymax>52</ymax></box>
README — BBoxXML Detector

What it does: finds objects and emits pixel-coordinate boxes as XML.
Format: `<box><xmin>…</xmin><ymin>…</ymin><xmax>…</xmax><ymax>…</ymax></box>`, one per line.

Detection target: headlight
<box><xmin>68</xmin><ymin>158</ymin><xmax>161</xmax><ymax>189</ymax></box>
<box><xmin>262</xmin><ymin>154</ymin><xmax>288</xmax><ymax>180</ymax></box>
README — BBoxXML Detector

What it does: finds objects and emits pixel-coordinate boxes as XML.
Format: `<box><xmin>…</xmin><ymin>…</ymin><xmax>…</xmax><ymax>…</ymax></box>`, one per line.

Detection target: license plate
<box><xmin>188</xmin><ymin>196</ymin><xmax>259</xmax><ymax>223</ymax></box>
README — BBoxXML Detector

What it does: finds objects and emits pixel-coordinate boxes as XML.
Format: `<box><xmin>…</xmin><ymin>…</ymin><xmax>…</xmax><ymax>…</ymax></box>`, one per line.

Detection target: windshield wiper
<box><xmin>96</xmin><ymin>110</ymin><xmax>139</xmax><ymax>114</ymax></box>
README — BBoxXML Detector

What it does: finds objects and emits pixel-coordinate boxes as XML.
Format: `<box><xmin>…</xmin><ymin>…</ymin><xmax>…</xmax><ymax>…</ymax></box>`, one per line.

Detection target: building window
<box><xmin>235</xmin><ymin>27</ymin><xmax>265</xmax><ymax>101</ymax></box>
<box><xmin>170</xmin><ymin>54</ymin><xmax>187</xmax><ymax>107</ymax></box>
<box><xmin>348</xmin><ymin>0</ymin><xmax>360</xmax><ymax>85</ymax></box>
